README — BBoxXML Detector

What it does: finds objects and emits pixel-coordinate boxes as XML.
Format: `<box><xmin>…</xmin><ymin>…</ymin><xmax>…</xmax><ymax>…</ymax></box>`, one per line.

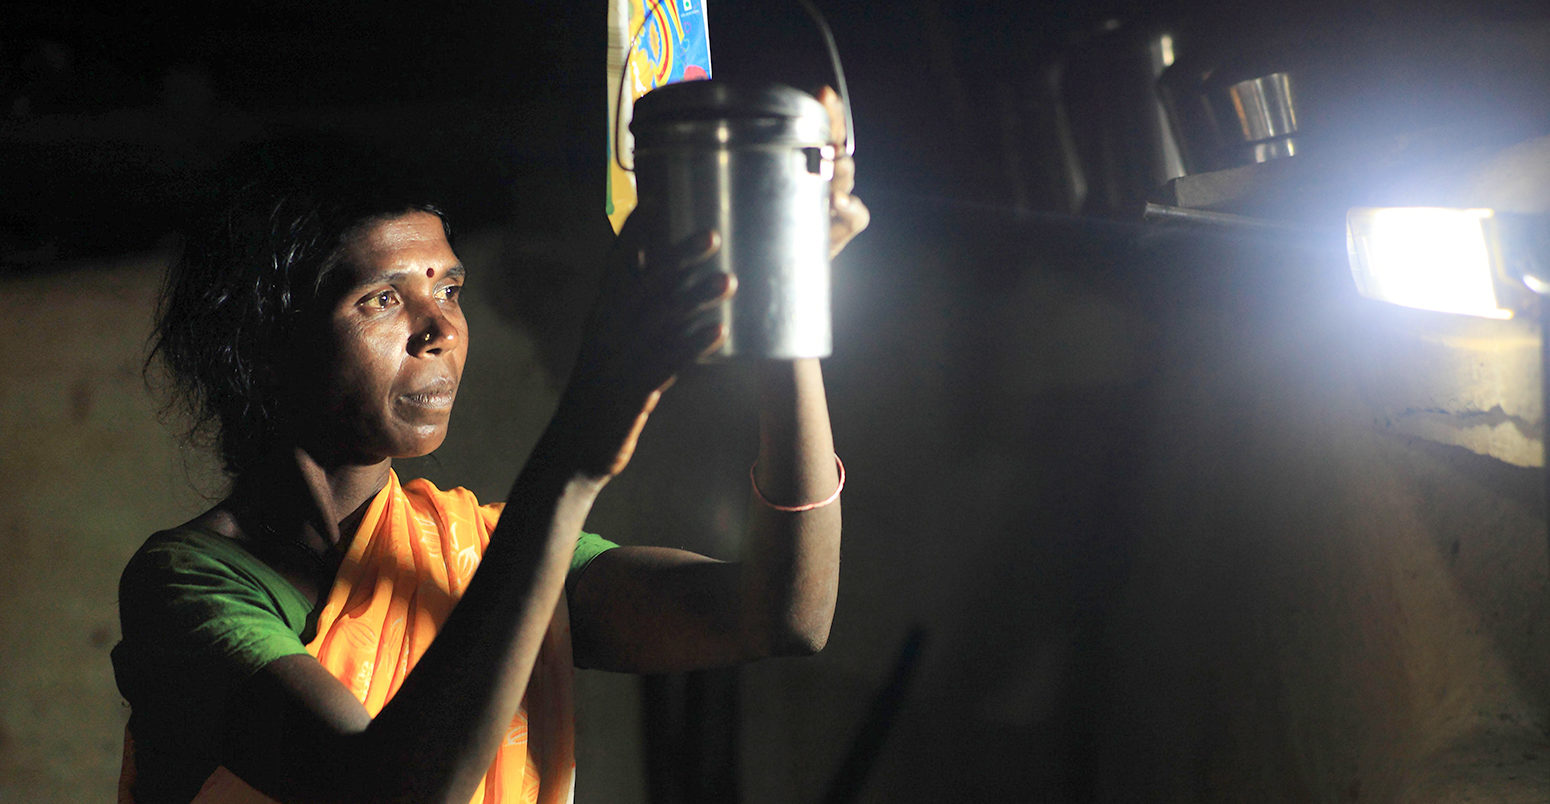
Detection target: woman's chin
<box><xmin>394</xmin><ymin>426</ymin><xmax>450</xmax><ymax>459</ymax></box>
<box><xmin>304</xmin><ymin>419</ymin><xmax>451</xmax><ymax>465</ymax></box>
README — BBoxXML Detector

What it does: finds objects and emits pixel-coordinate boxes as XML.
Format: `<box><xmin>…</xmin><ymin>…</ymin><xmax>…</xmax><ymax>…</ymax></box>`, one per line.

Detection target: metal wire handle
<box><xmin>612</xmin><ymin>0</ymin><xmax>856</xmax><ymax>174</ymax></box>
<box><xmin>795</xmin><ymin>0</ymin><xmax>856</xmax><ymax>157</ymax></box>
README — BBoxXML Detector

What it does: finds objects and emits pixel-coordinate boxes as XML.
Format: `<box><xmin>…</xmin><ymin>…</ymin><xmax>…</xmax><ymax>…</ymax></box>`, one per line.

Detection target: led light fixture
<box><xmin>1346</xmin><ymin>204</ymin><xmax>1550</xmax><ymax>572</ymax></box>
<box><xmin>1346</xmin><ymin>207</ymin><xmax>1512</xmax><ymax>319</ymax></box>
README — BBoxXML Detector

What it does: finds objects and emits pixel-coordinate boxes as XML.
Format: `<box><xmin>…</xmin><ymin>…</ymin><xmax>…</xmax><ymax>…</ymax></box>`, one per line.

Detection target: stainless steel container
<box><xmin>1158</xmin><ymin>44</ymin><xmax>1303</xmax><ymax>173</ymax></box>
<box><xmin>1219</xmin><ymin>72</ymin><xmax>1299</xmax><ymax>163</ymax></box>
<box><xmin>631</xmin><ymin>80</ymin><xmax>834</xmax><ymax>360</ymax></box>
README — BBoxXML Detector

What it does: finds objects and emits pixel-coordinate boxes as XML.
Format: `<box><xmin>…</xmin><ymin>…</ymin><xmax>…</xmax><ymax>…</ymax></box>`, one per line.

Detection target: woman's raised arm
<box><xmin>569</xmin><ymin>87</ymin><xmax>866</xmax><ymax>674</ymax></box>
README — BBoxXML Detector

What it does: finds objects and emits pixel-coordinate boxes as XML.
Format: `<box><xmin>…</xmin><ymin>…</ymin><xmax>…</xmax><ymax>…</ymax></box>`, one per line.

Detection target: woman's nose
<box><xmin>409</xmin><ymin>311</ymin><xmax>458</xmax><ymax>355</ymax></box>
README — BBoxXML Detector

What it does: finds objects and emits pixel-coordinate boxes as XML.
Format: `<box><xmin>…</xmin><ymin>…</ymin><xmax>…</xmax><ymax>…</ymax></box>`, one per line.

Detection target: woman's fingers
<box><xmin>638</xmin><ymin>270</ymin><xmax>733</xmax><ymax>365</ymax></box>
<box><xmin>584</xmin><ymin>224</ymin><xmax>732</xmax><ymax>394</ymax></box>
<box><xmin>829</xmin><ymin>156</ymin><xmax>869</xmax><ymax>259</ymax></box>
<box><xmin>832</xmin><ymin>145</ymin><xmax>856</xmax><ymax>198</ymax></box>
<box><xmin>829</xmin><ymin>150</ymin><xmax>865</xmax><ymax>258</ymax></box>
<box><xmin>642</xmin><ymin>319</ymin><xmax>726</xmax><ymax>390</ymax></box>
<box><xmin>830</xmin><ymin>192</ymin><xmax>870</xmax><ymax>258</ymax></box>
<box><xmin>819</xmin><ymin>86</ymin><xmax>847</xmax><ymax>148</ymax></box>
<box><xmin>637</xmin><ymin>229</ymin><xmax>717</xmax><ymax>279</ymax></box>
<box><xmin>683</xmin><ymin>269</ymin><xmax>735</xmax><ymax>313</ymax></box>
<box><xmin>815</xmin><ymin>86</ymin><xmax>868</xmax><ymax>259</ymax></box>
<box><xmin>829</xmin><ymin>142</ymin><xmax>868</xmax><ymax>257</ymax></box>
<box><xmin>564</xmin><ymin>219</ymin><xmax>735</xmax><ymax>477</ymax></box>
<box><xmin>637</xmin><ymin>228</ymin><xmax>731</xmax><ymax>331</ymax></box>
<box><xmin>637</xmin><ymin>268</ymin><xmax>732</xmax><ymax>391</ymax></box>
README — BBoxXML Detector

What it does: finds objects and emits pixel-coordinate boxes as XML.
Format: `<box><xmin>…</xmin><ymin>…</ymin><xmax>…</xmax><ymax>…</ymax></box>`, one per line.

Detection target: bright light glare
<box><xmin>1347</xmin><ymin>207</ymin><xmax>1510</xmax><ymax>319</ymax></box>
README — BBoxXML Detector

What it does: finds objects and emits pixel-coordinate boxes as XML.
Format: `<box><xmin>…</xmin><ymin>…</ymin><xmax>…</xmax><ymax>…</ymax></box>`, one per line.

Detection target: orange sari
<box><xmin>186</xmin><ymin>470</ymin><xmax>576</xmax><ymax>803</ymax></box>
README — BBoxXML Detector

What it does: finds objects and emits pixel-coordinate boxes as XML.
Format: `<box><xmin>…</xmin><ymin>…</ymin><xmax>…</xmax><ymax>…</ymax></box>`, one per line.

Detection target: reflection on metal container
<box><xmin>1227</xmin><ymin>73</ymin><xmax>1297</xmax><ymax>143</ymax></box>
<box><xmin>1160</xmin><ymin>47</ymin><xmax>1303</xmax><ymax>173</ymax></box>
<box><xmin>1221</xmin><ymin>71</ymin><xmax>1300</xmax><ymax>163</ymax></box>
<box><xmin>632</xmin><ymin>80</ymin><xmax>834</xmax><ymax>360</ymax></box>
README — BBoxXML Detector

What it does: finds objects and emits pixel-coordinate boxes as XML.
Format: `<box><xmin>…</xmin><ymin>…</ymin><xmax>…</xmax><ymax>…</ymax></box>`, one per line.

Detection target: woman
<box><xmin>112</xmin><ymin>90</ymin><xmax>867</xmax><ymax>803</ymax></box>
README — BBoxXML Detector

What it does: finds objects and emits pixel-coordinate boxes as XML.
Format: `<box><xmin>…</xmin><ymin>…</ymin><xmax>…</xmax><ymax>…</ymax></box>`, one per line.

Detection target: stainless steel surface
<box><xmin>1248</xmin><ymin>138</ymin><xmax>1298</xmax><ymax>162</ymax></box>
<box><xmin>632</xmin><ymin>81</ymin><xmax>834</xmax><ymax>360</ymax></box>
<box><xmin>1227</xmin><ymin>72</ymin><xmax>1298</xmax><ymax>143</ymax></box>
<box><xmin>1160</xmin><ymin>54</ymin><xmax>1304</xmax><ymax>171</ymax></box>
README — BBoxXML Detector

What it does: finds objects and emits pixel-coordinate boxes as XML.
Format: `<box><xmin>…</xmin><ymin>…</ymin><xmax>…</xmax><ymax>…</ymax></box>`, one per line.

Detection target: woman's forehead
<box><xmin>339</xmin><ymin>211</ymin><xmax>459</xmax><ymax>282</ymax></box>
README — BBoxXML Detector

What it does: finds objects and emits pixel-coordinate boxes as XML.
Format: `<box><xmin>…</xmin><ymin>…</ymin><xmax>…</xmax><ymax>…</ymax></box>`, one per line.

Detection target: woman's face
<box><xmin>294</xmin><ymin>211</ymin><xmax>469</xmax><ymax>465</ymax></box>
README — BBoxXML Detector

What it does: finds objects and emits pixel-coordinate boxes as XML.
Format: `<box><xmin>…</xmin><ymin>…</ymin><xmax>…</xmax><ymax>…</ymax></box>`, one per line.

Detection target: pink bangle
<box><xmin>750</xmin><ymin>455</ymin><xmax>845</xmax><ymax>512</ymax></box>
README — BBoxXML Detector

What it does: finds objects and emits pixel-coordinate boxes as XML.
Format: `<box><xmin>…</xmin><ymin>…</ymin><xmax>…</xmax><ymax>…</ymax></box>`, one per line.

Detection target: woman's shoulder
<box><xmin>119</xmin><ymin>518</ymin><xmax>315</xmax><ymax>630</ymax></box>
<box><xmin>124</xmin><ymin>519</ymin><xmax>269</xmax><ymax>580</ymax></box>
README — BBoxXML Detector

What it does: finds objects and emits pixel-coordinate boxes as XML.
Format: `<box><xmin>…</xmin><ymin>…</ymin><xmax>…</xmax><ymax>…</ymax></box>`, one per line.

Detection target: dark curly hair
<box><xmin>149</xmin><ymin>136</ymin><xmax>452</xmax><ymax>478</ymax></box>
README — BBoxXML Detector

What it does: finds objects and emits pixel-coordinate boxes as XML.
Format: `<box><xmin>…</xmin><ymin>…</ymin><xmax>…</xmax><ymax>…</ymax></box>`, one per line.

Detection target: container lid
<box><xmin>632</xmin><ymin>80</ymin><xmax>828</xmax><ymax>127</ymax></box>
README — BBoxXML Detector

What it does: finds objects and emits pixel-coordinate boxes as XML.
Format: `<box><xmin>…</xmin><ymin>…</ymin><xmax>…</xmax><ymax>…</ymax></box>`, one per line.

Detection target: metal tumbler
<box><xmin>630</xmin><ymin>80</ymin><xmax>835</xmax><ymax>360</ymax></box>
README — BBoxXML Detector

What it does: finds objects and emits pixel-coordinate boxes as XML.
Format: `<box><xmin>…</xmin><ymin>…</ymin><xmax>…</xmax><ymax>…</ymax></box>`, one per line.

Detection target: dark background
<box><xmin>8</xmin><ymin>0</ymin><xmax>1547</xmax><ymax>265</ymax></box>
<box><xmin>5</xmin><ymin>2</ymin><xmax>1550</xmax><ymax>802</ymax></box>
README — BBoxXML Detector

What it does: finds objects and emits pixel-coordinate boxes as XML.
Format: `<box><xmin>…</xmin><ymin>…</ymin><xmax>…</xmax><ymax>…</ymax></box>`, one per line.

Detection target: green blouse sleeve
<box><xmin>567</xmin><ymin>531</ymin><xmax>618</xmax><ymax>597</ymax></box>
<box><xmin>112</xmin><ymin>522</ymin><xmax>616</xmax><ymax>792</ymax></box>
<box><xmin>476</xmin><ymin>498</ymin><xmax>615</xmax><ymax>592</ymax></box>
<box><xmin>112</xmin><ymin>530</ymin><xmax>314</xmax><ymax>766</ymax></box>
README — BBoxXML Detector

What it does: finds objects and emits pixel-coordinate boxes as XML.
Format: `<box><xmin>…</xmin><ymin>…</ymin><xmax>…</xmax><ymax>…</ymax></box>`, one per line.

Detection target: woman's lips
<box><xmin>399</xmin><ymin>379</ymin><xmax>457</xmax><ymax>410</ymax></box>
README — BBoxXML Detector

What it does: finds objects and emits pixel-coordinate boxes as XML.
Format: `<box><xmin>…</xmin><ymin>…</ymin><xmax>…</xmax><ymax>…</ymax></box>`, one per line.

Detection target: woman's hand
<box><xmin>548</xmin><ymin>84</ymin><xmax>860</xmax><ymax>485</ymax></box>
<box><xmin>567</xmin><ymin>88</ymin><xmax>863</xmax><ymax>671</ymax></box>
<box><xmin>819</xmin><ymin>86</ymin><xmax>869</xmax><ymax>259</ymax></box>
<box><xmin>551</xmin><ymin>214</ymin><xmax>735</xmax><ymax>480</ymax></box>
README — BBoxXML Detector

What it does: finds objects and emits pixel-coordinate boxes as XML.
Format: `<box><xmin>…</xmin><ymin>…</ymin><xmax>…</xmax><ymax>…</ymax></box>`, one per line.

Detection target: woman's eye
<box><xmin>440</xmin><ymin>284</ymin><xmax>463</xmax><ymax>302</ymax></box>
<box><xmin>364</xmin><ymin>290</ymin><xmax>398</xmax><ymax>310</ymax></box>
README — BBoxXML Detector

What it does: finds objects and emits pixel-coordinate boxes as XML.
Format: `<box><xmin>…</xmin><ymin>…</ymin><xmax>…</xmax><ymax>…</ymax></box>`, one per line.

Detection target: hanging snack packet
<box><xmin>606</xmin><ymin>0</ymin><xmax>713</xmax><ymax>232</ymax></box>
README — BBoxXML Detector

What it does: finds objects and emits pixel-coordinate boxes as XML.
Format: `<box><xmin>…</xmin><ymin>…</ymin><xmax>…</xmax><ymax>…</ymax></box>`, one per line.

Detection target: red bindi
<box><xmin>426</xmin><ymin>268</ymin><xmax>435</xmax><ymax>278</ymax></box>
